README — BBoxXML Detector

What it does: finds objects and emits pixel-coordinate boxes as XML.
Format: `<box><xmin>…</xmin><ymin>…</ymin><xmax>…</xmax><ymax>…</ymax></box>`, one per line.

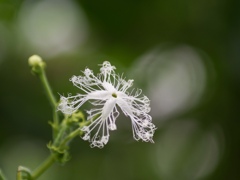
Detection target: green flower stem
<box><xmin>30</xmin><ymin>128</ymin><xmax>81</xmax><ymax>180</ymax></box>
<box><xmin>58</xmin><ymin>118</ymin><xmax>91</xmax><ymax>147</ymax></box>
<box><xmin>39</xmin><ymin>69</ymin><xmax>56</xmax><ymax>109</ymax></box>
<box><xmin>53</xmin><ymin>120</ymin><xmax>68</xmax><ymax>146</ymax></box>
<box><xmin>29</xmin><ymin>55</ymin><xmax>59</xmax><ymax>138</ymax></box>
<box><xmin>26</xmin><ymin>56</ymin><xmax>88</xmax><ymax>180</ymax></box>
<box><xmin>60</xmin><ymin>128</ymin><xmax>82</xmax><ymax>148</ymax></box>
<box><xmin>31</xmin><ymin>155</ymin><xmax>56</xmax><ymax>180</ymax></box>
<box><xmin>54</xmin><ymin>116</ymin><xmax>89</xmax><ymax>147</ymax></box>
<box><xmin>38</xmin><ymin>68</ymin><xmax>59</xmax><ymax>138</ymax></box>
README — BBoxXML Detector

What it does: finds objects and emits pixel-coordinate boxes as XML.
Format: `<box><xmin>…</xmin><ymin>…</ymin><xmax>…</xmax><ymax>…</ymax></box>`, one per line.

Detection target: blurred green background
<box><xmin>0</xmin><ymin>0</ymin><xmax>240</xmax><ymax>179</ymax></box>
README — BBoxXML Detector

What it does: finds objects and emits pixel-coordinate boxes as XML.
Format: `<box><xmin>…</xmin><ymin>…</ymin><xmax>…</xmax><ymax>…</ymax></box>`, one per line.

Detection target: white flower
<box><xmin>58</xmin><ymin>61</ymin><xmax>156</xmax><ymax>148</ymax></box>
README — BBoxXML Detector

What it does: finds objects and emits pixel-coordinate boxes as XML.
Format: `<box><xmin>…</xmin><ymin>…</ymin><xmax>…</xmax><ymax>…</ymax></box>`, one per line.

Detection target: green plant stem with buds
<box><xmin>14</xmin><ymin>55</ymin><xmax>87</xmax><ymax>180</ymax></box>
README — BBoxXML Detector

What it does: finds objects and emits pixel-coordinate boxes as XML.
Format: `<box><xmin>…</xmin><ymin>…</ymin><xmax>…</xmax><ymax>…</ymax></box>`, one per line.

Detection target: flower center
<box><xmin>112</xmin><ymin>92</ymin><xmax>117</xmax><ymax>98</ymax></box>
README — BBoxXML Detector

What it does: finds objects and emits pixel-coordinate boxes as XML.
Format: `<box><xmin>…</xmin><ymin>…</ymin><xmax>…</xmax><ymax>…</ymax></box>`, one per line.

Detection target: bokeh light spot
<box><xmin>152</xmin><ymin>120</ymin><xmax>224</xmax><ymax>180</ymax></box>
<box><xmin>17</xmin><ymin>0</ymin><xmax>89</xmax><ymax>58</ymax></box>
<box><xmin>131</xmin><ymin>45</ymin><xmax>210</xmax><ymax>120</ymax></box>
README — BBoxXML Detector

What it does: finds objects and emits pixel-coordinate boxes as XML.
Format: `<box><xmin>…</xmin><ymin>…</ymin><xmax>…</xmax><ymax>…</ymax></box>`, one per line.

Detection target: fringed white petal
<box><xmin>58</xmin><ymin>61</ymin><xmax>156</xmax><ymax>148</ymax></box>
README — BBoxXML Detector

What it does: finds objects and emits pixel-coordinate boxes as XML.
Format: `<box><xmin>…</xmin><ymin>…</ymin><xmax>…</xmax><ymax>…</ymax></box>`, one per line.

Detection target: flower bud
<box><xmin>28</xmin><ymin>55</ymin><xmax>43</xmax><ymax>66</ymax></box>
<box><xmin>28</xmin><ymin>55</ymin><xmax>45</xmax><ymax>74</ymax></box>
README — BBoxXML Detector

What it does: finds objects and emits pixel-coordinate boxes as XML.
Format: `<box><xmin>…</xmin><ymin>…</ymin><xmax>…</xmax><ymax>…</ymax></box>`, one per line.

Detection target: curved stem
<box><xmin>17</xmin><ymin>166</ymin><xmax>31</xmax><ymax>180</ymax></box>
<box><xmin>53</xmin><ymin>120</ymin><xmax>68</xmax><ymax>147</ymax></box>
<box><xmin>60</xmin><ymin>128</ymin><xmax>82</xmax><ymax>148</ymax></box>
<box><xmin>31</xmin><ymin>155</ymin><xmax>55</xmax><ymax>180</ymax></box>
<box><xmin>58</xmin><ymin>116</ymin><xmax>92</xmax><ymax>148</ymax></box>
<box><xmin>39</xmin><ymin>70</ymin><xmax>56</xmax><ymax>109</ymax></box>
<box><xmin>39</xmin><ymin>69</ymin><xmax>59</xmax><ymax>138</ymax></box>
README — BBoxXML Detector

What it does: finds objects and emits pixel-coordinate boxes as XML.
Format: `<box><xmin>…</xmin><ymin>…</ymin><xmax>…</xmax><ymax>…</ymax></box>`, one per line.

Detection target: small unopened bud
<box><xmin>28</xmin><ymin>55</ymin><xmax>43</xmax><ymax>66</ymax></box>
<box><xmin>28</xmin><ymin>55</ymin><xmax>45</xmax><ymax>74</ymax></box>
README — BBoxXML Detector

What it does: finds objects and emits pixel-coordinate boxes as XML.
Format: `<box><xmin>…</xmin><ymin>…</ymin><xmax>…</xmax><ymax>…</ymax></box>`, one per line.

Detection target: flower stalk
<box><xmin>28</xmin><ymin>55</ymin><xmax>59</xmax><ymax>138</ymax></box>
<box><xmin>16</xmin><ymin>55</ymin><xmax>86</xmax><ymax>180</ymax></box>
<box><xmin>30</xmin><ymin>155</ymin><xmax>55</xmax><ymax>180</ymax></box>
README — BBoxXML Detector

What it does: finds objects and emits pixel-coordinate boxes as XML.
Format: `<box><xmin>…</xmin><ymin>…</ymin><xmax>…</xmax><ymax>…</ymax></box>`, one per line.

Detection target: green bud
<box><xmin>69</xmin><ymin>111</ymin><xmax>85</xmax><ymax>124</ymax></box>
<box><xmin>28</xmin><ymin>55</ymin><xmax>42</xmax><ymax>66</ymax></box>
<box><xmin>28</xmin><ymin>55</ymin><xmax>46</xmax><ymax>75</ymax></box>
